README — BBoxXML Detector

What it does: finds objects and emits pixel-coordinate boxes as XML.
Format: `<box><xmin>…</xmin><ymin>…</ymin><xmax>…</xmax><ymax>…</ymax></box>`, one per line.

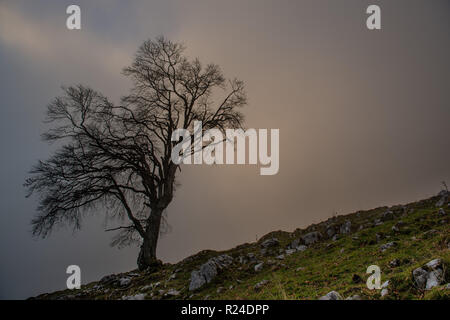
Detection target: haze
<box><xmin>0</xmin><ymin>0</ymin><xmax>449</xmax><ymax>299</ymax></box>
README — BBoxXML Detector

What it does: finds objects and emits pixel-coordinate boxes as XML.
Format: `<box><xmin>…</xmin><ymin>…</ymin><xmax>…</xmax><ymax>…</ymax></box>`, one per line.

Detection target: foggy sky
<box><xmin>0</xmin><ymin>0</ymin><xmax>449</xmax><ymax>299</ymax></box>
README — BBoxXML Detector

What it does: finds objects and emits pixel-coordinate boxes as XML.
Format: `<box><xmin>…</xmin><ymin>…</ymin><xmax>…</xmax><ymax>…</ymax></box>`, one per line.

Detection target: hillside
<box><xmin>32</xmin><ymin>191</ymin><xmax>450</xmax><ymax>300</ymax></box>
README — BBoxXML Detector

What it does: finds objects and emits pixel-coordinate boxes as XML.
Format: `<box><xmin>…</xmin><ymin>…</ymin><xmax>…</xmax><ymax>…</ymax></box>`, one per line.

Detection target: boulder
<box><xmin>296</xmin><ymin>245</ymin><xmax>308</xmax><ymax>252</ymax></box>
<box><xmin>254</xmin><ymin>262</ymin><xmax>264</xmax><ymax>272</ymax></box>
<box><xmin>340</xmin><ymin>220</ymin><xmax>351</xmax><ymax>234</ymax></box>
<box><xmin>326</xmin><ymin>225</ymin><xmax>336</xmax><ymax>238</ymax></box>
<box><xmin>380</xmin><ymin>241</ymin><xmax>397</xmax><ymax>252</ymax></box>
<box><xmin>289</xmin><ymin>239</ymin><xmax>300</xmax><ymax>249</ymax></box>
<box><xmin>346</xmin><ymin>295</ymin><xmax>362</xmax><ymax>300</ymax></box>
<box><xmin>189</xmin><ymin>254</ymin><xmax>233</xmax><ymax>291</ymax></box>
<box><xmin>436</xmin><ymin>191</ymin><xmax>448</xmax><ymax>207</ymax></box>
<box><xmin>380</xmin><ymin>210</ymin><xmax>394</xmax><ymax>221</ymax></box>
<box><xmin>319</xmin><ymin>291</ymin><xmax>343</xmax><ymax>300</ymax></box>
<box><xmin>118</xmin><ymin>277</ymin><xmax>131</xmax><ymax>287</ymax></box>
<box><xmin>301</xmin><ymin>231</ymin><xmax>322</xmax><ymax>245</ymax></box>
<box><xmin>412</xmin><ymin>258</ymin><xmax>445</xmax><ymax>290</ymax></box>
<box><xmin>261</xmin><ymin>238</ymin><xmax>279</xmax><ymax>248</ymax></box>
<box><xmin>254</xmin><ymin>280</ymin><xmax>269</xmax><ymax>291</ymax></box>
<box><xmin>285</xmin><ymin>249</ymin><xmax>296</xmax><ymax>255</ymax></box>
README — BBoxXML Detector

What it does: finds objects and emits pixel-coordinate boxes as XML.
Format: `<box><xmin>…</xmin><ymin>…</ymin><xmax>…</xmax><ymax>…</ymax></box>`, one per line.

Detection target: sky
<box><xmin>0</xmin><ymin>0</ymin><xmax>449</xmax><ymax>299</ymax></box>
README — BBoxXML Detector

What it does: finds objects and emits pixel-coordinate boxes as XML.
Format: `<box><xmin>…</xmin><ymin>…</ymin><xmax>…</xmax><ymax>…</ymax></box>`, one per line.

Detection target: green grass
<box><xmin>34</xmin><ymin>194</ymin><xmax>450</xmax><ymax>300</ymax></box>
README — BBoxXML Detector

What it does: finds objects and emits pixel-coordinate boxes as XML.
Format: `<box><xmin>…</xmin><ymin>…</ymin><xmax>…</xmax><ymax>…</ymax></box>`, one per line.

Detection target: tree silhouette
<box><xmin>25</xmin><ymin>37</ymin><xmax>247</xmax><ymax>270</ymax></box>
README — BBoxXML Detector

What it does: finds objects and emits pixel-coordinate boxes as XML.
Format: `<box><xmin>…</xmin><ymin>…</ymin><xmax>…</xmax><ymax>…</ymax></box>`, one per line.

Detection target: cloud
<box><xmin>0</xmin><ymin>2</ymin><xmax>131</xmax><ymax>81</ymax></box>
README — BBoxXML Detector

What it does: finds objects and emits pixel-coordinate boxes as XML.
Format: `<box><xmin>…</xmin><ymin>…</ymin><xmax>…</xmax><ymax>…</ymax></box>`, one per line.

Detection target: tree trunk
<box><xmin>137</xmin><ymin>208</ymin><xmax>163</xmax><ymax>271</ymax></box>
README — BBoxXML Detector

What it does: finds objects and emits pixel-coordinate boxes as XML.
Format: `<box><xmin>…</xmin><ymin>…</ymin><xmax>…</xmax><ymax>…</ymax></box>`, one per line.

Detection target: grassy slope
<box><xmin>34</xmin><ymin>194</ymin><xmax>450</xmax><ymax>300</ymax></box>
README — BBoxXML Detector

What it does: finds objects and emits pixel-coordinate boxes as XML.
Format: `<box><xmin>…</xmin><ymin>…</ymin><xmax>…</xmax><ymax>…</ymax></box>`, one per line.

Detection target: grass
<box><xmin>34</xmin><ymin>193</ymin><xmax>450</xmax><ymax>300</ymax></box>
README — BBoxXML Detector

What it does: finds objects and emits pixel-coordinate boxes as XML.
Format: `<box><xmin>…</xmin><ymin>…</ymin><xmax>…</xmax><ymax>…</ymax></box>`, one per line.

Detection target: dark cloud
<box><xmin>0</xmin><ymin>0</ymin><xmax>449</xmax><ymax>299</ymax></box>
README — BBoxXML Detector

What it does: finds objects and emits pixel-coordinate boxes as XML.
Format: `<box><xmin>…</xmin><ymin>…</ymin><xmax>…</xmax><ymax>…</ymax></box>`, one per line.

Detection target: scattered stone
<box><xmin>296</xmin><ymin>245</ymin><xmax>308</xmax><ymax>252</ymax></box>
<box><xmin>289</xmin><ymin>239</ymin><xmax>300</xmax><ymax>249</ymax></box>
<box><xmin>285</xmin><ymin>249</ymin><xmax>296</xmax><ymax>255</ymax></box>
<box><xmin>380</xmin><ymin>289</ymin><xmax>388</xmax><ymax>297</ymax></box>
<box><xmin>412</xmin><ymin>258</ymin><xmax>445</xmax><ymax>290</ymax></box>
<box><xmin>326</xmin><ymin>226</ymin><xmax>336</xmax><ymax>238</ymax></box>
<box><xmin>122</xmin><ymin>293</ymin><xmax>146</xmax><ymax>300</ymax></box>
<box><xmin>374</xmin><ymin>219</ymin><xmax>383</xmax><ymax>226</ymax></box>
<box><xmin>319</xmin><ymin>291</ymin><xmax>343</xmax><ymax>300</ymax></box>
<box><xmin>254</xmin><ymin>280</ymin><xmax>269</xmax><ymax>291</ymax></box>
<box><xmin>340</xmin><ymin>220</ymin><xmax>351</xmax><ymax>234</ymax></box>
<box><xmin>99</xmin><ymin>274</ymin><xmax>116</xmax><ymax>285</ymax></box>
<box><xmin>381</xmin><ymin>280</ymin><xmax>389</xmax><ymax>289</ymax></box>
<box><xmin>436</xmin><ymin>191</ymin><xmax>448</xmax><ymax>207</ymax></box>
<box><xmin>295</xmin><ymin>267</ymin><xmax>305</xmax><ymax>272</ymax></box>
<box><xmin>438</xmin><ymin>208</ymin><xmax>446</xmax><ymax>216</ymax></box>
<box><xmin>346</xmin><ymin>295</ymin><xmax>362</xmax><ymax>300</ymax></box>
<box><xmin>261</xmin><ymin>238</ymin><xmax>279</xmax><ymax>248</ymax></box>
<box><xmin>389</xmin><ymin>259</ymin><xmax>400</xmax><ymax>267</ymax></box>
<box><xmin>216</xmin><ymin>287</ymin><xmax>225</xmax><ymax>294</ymax></box>
<box><xmin>301</xmin><ymin>231</ymin><xmax>322</xmax><ymax>245</ymax></box>
<box><xmin>254</xmin><ymin>262</ymin><xmax>264</xmax><ymax>272</ymax></box>
<box><xmin>118</xmin><ymin>277</ymin><xmax>131</xmax><ymax>287</ymax></box>
<box><xmin>380</xmin><ymin>241</ymin><xmax>397</xmax><ymax>252</ymax></box>
<box><xmin>165</xmin><ymin>289</ymin><xmax>180</xmax><ymax>297</ymax></box>
<box><xmin>381</xmin><ymin>210</ymin><xmax>394</xmax><ymax>221</ymax></box>
<box><xmin>189</xmin><ymin>254</ymin><xmax>233</xmax><ymax>291</ymax></box>
<box><xmin>276</xmin><ymin>254</ymin><xmax>285</xmax><ymax>260</ymax></box>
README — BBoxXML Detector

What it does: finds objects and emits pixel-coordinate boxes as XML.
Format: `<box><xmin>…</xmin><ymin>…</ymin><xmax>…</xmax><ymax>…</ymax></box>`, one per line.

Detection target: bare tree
<box><xmin>25</xmin><ymin>37</ymin><xmax>247</xmax><ymax>271</ymax></box>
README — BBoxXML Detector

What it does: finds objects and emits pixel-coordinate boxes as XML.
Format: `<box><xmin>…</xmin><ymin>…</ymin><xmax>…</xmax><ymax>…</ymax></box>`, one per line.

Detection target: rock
<box><xmin>346</xmin><ymin>295</ymin><xmax>362</xmax><ymax>300</ymax></box>
<box><xmin>122</xmin><ymin>293</ymin><xmax>146</xmax><ymax>300</ymax></box>
<box><xmin>285</xmin><ymin>249</ymin><xmax>296</xmax><ymax>255</ymax></box>
<box><xmin>374</xmin><ymin>219</ymin><xmax>383</xmax><ymax>226</ymax></box>
<box><xmin>296</xmin><ymin>267</ymin><xmax>305</xmax><ymax>272</ymax></box>
<box><xmin>238</xmin><ymin>256</ymin><xmax>247</xmax><ymax>264</ymax></box>
<box><xmin>118</xmin><ymin>277</ymin><xmax>131</xmax><ymax>287</ymax></box>
<box><xmin>165</xmin><ymin>289</ymin><xmax>180</xmax><ymax>297</ymax></box>
<box><xmin>319</xmin><ymin>291</ymin><xmax>343</xmax><ymax>300</ymax></box>
<box><xmin>216</xmin><ymin>287</ymin><xmax>225</xmax><ymax>294</ymax></box>
<box><xmin>189</xmin><ymin>254</ymin><xmax>233</xmax><ymax>291</ymax></box>
<box><xmin>326</xmin><ymin>226</ymin><xmax>336</xmax><ymax>238</ymax></box>
<box><xmin>168</xmin><ymin>273</ymin><xmax>176</xmax><ymax>280</ymax></box>
<box><xmin>261</xmin><ymin>238</ymin><xmax>279</xmax><ymax>248</ymax></box>
<box><xmin>381</xmin><ymin>280</ymin><xmax>389</xmax><ymax>289</ymax></box>
<box><xmin>276</xmin><ymin>254</ymin><xmax>285</xmax><ymax>260</ymax></box>
<box><xmin>99</xmin><ymin>274</ymin><xmax>116</xmax><ymax>284</ymax></box>
<box><xmin>376</xmin><ymin>233</ymin><xmax>384</xmax><ymax>243</ymax></box>
<box><xmin>340</xmin><ymin>220</ymin><xmax>351</xmax><ymax>234</ymax></box>
<box><xmin>332</xmin><ymin>234</ymin><xmax>339</xmax><ymax>241</ymax></box>
<box><xmin>412</xmin><ymin>259</ymin><xmax>445</xmax><ymax>290</ymax></box>
<box><xmin>254</xmin><ymin>262</ymin><xmax>264</xmax><ymax>272</ymax></box>
<box><xmin>380</xmin><ymin>241</ymin><xmax>397</xmax><ymax>252</ymax></box>
<box><xmin>254</xmin><ymin>280</ymin><xmax>269</xmax><ymax>291</ymax></box>
<box><xmin>438</xmin><ymin>208</ymin><xmax>446</xmax><ymax>216</ymax></box>
<box><xmin>381</xmin><ymin>210</ymin><xmax>395</xmax><ymax>221</ymax></box>
<box><xmin>289</xmin><ymin>239</ymin><xmax>300</xmax><ymax>249</ymax></box>
<box><xmin>436</xmin><ymin>191</ymin><xmax>448</xmax><ymax>207</ymax></box>
<box><xmin>296</xmin><ymin>245</ymin><xmax>308</xmax><ymax>252</ymax></box>
<box><xmin>413</xmin><ymin>268</ymin><xmax>428</xmax><ymax>289</ymax></box>
<box><xmin>445</xmin><ymin>283</ymin><xmax>450</xmax><ymax>290</ymax></box>
<box><xmin>389</xmin><ymin>259</ymin><xmax>400</xmax><ymax>267</ymax></box>
<box><xmin>340</xmin><ymin>248</ymin><xmax>345</xmax><ymax>254</ymax></box>
<box><xmin>301</xmin><ymin>231</ymin><xmax>322</xmax><ymax>245</ymax></box>
<box><xmin>380</xmin><ymin>289</ymin><xmax>388</xmax><ymax>297</ymax></box>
